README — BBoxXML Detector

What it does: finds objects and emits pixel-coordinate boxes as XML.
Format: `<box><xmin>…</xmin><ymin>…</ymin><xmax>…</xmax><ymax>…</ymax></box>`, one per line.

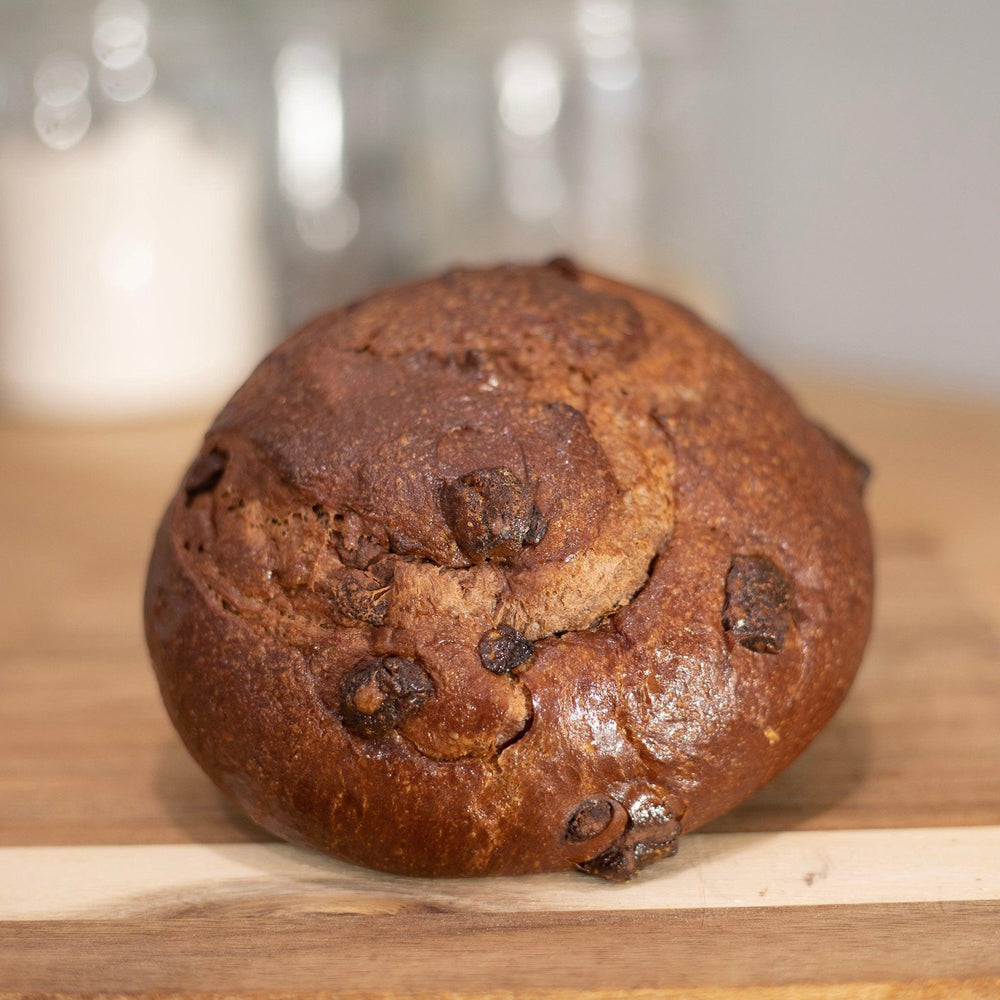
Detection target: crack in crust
<box><xmin>168</xmin><ymin>268</ymin><xmax>676</xmax><ymax>780</ymax></box>
<box><xmin>176</xmin><ymin>392</ymin><xmax>673</xmax><ymax>646</ymax></box>
<box><xmin>173</xmin><ymin>403</ymin><xmax>670</xmax><ymax>772</ymax></box>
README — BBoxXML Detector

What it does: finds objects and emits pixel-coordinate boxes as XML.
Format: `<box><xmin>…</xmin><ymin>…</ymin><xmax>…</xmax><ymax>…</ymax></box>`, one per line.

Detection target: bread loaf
<box><xmin>144</xmin><ymin>262</ymin><xmax>873</xmax><ymax>881</ymax></box>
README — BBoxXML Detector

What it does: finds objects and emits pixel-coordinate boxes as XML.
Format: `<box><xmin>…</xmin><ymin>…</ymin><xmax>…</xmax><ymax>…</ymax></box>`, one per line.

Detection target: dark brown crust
<box><xmin>144</xmin><ymin>263</ymin><xmax>874</xmax><ymax>880</ymax></box>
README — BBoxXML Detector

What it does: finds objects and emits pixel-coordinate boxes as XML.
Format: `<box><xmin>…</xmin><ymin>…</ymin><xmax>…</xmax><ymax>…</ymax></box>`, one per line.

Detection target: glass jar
<box><xmin>396</xmin><ymin>0</ymin><xmax>729</xmax><ymax>324</ymax></box>
<box><xmin>257</xmin><ymin>0</ymin><xmax>729</xmax><ymax>331</ymax></box>
<box><xmin>260</xmin><ymin>0</ymin><xmax>411</xmax><ymax>329</ymax></box>
<box><xmin>0</xmin><ymin>0</ymin><xmax>275</xmax><ymax>419</ymax></box>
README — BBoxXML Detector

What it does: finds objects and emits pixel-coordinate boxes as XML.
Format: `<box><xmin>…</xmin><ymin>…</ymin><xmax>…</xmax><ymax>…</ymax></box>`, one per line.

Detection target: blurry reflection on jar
<box><xmin>264</xmin><ymin>0</ymin><xmax>411</xmax><ymax>330</ymax></box>
<box><xmin>402</xmin><ymin>0</ymin><xmax>728</xmax><ymax>327</ymax></box>
<box><xmin>264</xmin><ymin>0</ymin><xmax>728</xmax><ymax>331</ymax></box>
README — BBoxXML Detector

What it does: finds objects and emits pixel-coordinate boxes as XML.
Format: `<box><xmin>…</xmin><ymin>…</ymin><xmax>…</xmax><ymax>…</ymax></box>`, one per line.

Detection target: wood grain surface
<box><xmin>2</xmin><ymin>903</ymin><xmax>999</xmax><ymax>994</ymax></box>
<box><xmin>1</xmin><ymin>375</ymin><xmax>999</xmax><ymax>997</ymax></box>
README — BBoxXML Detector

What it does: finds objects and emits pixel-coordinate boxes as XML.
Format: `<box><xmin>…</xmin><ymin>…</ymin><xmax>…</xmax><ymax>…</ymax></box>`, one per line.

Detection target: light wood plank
<box><xmin>2</xmin><ymin>826</ymin><xmax>998</xmax><ymax>921</ymax></box>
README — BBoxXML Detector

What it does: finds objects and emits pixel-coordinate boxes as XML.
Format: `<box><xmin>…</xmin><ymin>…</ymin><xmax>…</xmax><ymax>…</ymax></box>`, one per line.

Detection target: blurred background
<box><xmin>0</xmin><ymin>0</ymin><xmax>997</xmax><ymax>419</ymax></box>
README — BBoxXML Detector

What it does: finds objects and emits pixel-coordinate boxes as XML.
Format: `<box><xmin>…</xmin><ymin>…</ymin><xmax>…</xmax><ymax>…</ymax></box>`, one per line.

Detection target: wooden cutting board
<box><xmin>1</xmin><ymin>376</ymin><xmax>998</xmax><ymax>998</ymax></box>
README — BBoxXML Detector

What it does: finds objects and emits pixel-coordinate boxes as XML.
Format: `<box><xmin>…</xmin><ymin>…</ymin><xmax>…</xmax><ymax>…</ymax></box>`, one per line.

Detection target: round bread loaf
<box><xmin>144</xmin><ymin>262</ymin><xmax>873</xmax><ymax>881</ymax></box>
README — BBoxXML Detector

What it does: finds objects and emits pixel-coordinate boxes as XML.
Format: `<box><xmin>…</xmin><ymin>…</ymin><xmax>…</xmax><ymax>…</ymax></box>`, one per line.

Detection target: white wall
<box><xmin>719</xmin><ymin>0</ymin><xmax>1000</xmax><ymax>394</ymax></box>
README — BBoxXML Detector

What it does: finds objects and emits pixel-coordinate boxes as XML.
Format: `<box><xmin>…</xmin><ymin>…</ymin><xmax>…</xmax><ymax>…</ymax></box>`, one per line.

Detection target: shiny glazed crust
<box><xmin>144</xmin><ymin>263</ymin><xmax>873</xmax><ymax>881</ymax></box>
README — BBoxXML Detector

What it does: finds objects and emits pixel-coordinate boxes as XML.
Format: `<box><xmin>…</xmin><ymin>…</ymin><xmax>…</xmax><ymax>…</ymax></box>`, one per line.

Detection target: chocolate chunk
<box><xmin>565</xmin><ymin>798</ymin><xmax>615</xmax><ymax>843</ymax></box>
<box><xmin>631</xmin><ymin>837</ymin><xmax>680</xmax><ymax>868</ymax></box>
<box><xmin>850</xmin><ymin>454</ymin><xmax>871</xmax><ymax>491</ymax></box>
<box><xmin>329</xmin><ymin>569</ymin><xmax>390</xmax><ymax>627</ymax></box>
<box><xmin>813</xmin><ymin>422</ymin><xmax>871</xmax><ymax>492</ymax></box>
<box><xmin>577</xmin><ymin>795</ymin><xmax>682</xmax><ymax>882</ymax></box>
<box><xmin>832</xmin><ymin>435</ymin><xmax>872</xmax><ymax>491</ymax></box>
<box><xmin>332</xmin><ymin>656</ymin><xmax>434</xmax><ymax>739</ymax></box>
<box><xmin>577</xmin><ymin>837</ymin><xmax>679</xmax><ymax>882</ymax></box>
<box><xmin>546</xmin><ymin>255</ymin><xmax>581</xmax><ymax>281</ymax></box>
<box><xmin>524</xmin><ymin>506</ymin><xmax>548</xmax><ymax>545</ymax></box>
<box><xmin>183</xmin><ymin>448</ymin><xmax>227</xmax><ymax>502</ymax></box>
<box><xmin>441</xmin><ymin>467</ymin><xmax>544</xmax><ymax>562</ymax></box>
<box><xmin>577</xmin><ymin>846</ymin><xmax>632</xmax><ymax>880</ymax></box>
<box><xmin>478</xmin><ymin>624</ymin><xmax>534</xmax><ymax>675</ymax></box>
<box><xmin>546</xmin><ymin>400</ymin><xmax>585</xmax><ymax>420</ymax></box>
<box><xmin>722</xmin><ymin>555</ymin><xmax>793</xmax><ymax>654</ymax></box>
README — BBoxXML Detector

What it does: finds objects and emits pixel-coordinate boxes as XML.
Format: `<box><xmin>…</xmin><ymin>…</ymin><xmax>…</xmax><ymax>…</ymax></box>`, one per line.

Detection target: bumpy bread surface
<box><xmin>144</xmin><ymin>263</ymin><xmax>873</xmax><ymax>881</ymax></box>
